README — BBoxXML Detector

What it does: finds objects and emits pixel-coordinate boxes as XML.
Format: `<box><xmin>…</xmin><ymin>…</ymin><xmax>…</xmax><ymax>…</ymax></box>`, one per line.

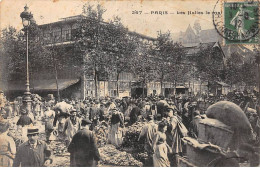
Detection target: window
<box><xmin>53</xmin><ymin>30</ymin><xmax>61</xmax><ymax>42</ymax></box>
<box><xmin>62</xmin><ymin>28</ymin><xmax>71</xmax><ymax>41</ymax></box>
<box><xmin>43</xmin><ymin>32</ymin><xmax>51</xmax><ymax>44</ymax></box>
<box><xmin>110</xmin><ymin>90</ymin><xmax>118</xmax><ymax>97</ymax></box>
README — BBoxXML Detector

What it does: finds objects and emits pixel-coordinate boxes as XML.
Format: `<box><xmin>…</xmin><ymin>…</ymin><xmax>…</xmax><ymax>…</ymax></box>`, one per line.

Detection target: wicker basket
<box><xmin>198</xmin><ymin>118</ymin><xmax>234</xmax><ymax>149</ymax></box>
<box><xmin>183</xmin><ymin>137</ymin><xmax>222</xmax><ymax>167</ymax></box>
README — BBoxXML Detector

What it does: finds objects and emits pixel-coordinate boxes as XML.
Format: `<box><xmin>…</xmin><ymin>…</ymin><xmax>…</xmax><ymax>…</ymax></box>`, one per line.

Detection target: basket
<box><xmin>198</xmin><ymin>118</ymin><xmax>234</xmax><ymax>149</ymax></box>
<box><xmin>184</xmin><ymin>137</ymin><xmax>222</xmax><ymax>167</ymax></box>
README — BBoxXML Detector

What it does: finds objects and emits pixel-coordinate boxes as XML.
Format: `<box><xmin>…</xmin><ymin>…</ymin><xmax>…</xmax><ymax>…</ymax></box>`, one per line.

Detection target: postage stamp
<box><xmin>213</xmin><ymin>0</ymin><xmax>259</xmax><ymax>44</ymax></box>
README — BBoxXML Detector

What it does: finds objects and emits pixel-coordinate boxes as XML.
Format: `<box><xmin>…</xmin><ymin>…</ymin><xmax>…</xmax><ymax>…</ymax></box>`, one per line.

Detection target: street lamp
<box><xmin>20</xmin><ymin>5</ymin><xmax>33</xmax><ymax>113</ymax></box>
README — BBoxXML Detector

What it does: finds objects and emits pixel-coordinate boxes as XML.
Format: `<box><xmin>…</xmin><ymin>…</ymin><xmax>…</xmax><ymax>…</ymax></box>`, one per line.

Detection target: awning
<box><xmin>5</xmin><ymin>79</ymin><xmax>80</xmax><ymax>91</ymax></box>
<box><xmin>216</xmin><ymin>81</ymin><xmax>230</xmax><ymax>87</ymax></box>
<box><xmin>176</xmin><ymin>86</ymin><xmax>188</xmax><ymax>89</ymax></box>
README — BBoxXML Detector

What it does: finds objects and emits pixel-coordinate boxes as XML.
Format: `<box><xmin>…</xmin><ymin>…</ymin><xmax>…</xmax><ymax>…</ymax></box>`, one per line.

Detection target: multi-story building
<box><xmin>3</xmin><ymin>16</ymin><xmax>228</xmax><ymax>100</ymax></box>
<box><xmin>37</xmin><ymin>15</ymin><xmax>157</xmax><ymax>99</ymax></box>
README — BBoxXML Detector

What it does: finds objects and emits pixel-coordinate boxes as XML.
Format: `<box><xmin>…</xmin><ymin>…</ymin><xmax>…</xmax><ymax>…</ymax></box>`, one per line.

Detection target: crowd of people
<box><xmin>0</xmin><ymin>89</ymin><xmax>259</xmax><ymax>167</ymax></box>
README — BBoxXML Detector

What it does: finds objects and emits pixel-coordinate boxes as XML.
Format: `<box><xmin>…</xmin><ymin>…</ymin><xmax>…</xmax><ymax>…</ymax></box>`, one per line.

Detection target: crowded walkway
<box><xmin>0</xmin><ymin>90</ymin><xmax>259</xmax><ymax>167</ymax></box>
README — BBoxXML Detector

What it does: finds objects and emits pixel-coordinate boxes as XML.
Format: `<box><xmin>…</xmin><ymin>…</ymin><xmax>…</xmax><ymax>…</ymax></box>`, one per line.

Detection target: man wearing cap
<box><xmin>68</xmin><ymin>119</ymin><xmax>100</xmax><ymax>167</ymax></box>
<box><xmin>13</xmin><ymin>127</ymin><xmax>52</xmax><ymax>167</ymax></box>
<box><xmin>0</xmin><ymin>119</ymin><xmax>16</xmax><ymax>167</ymax></box>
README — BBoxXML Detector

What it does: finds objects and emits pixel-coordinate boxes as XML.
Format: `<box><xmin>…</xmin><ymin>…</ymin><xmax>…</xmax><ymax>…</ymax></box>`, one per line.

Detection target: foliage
<box><xmin>189</xmin><ymin>45</ymin><xmax>224</xmax><ymax>82</ymax></box>
<box><xmin>150</xmin><ymin>31</ymin><xmax>186</xmax><ymax>91</ymax></box>
<box><xmin>224</xmin><ymin>51</ymin><xmax>257</xmax><ymax>87</ymax></box>
<box><xmin>74</xmin><ymin>3</ymin><xmax>139</xmax><ymax>97</ymax></box>
<box><xmin>225</xmin><ymin>52</ymin><xmax>244</xmax><ymax>85</ymax></box>
<box><xmin>0</xmin><ymin>24</ymin><xmax>50</xmax><ymax>82</ymax></box>
<box><xmin>131</xmin><ymin>46</ymin><xmax>155</xmax><ymax>86</ymax></box>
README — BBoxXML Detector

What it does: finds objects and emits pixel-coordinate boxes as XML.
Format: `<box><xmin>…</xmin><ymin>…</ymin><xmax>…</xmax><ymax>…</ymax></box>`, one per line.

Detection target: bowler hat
<box><xmin>27</xmin><ymin>127</ymin><xmax>39</xmax><ymax>135</ymax></box>
<box><xmin>0</xmin><ymin>119</ymin><xmax>9</xmax><ymax>134</ymax></box>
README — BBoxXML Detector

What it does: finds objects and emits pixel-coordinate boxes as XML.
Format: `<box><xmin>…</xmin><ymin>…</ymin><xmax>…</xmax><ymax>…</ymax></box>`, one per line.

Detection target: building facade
<box><xmin>3</xmin><ymin>16</ymin><xmax>229</xmax><ymax>100</ymax></box>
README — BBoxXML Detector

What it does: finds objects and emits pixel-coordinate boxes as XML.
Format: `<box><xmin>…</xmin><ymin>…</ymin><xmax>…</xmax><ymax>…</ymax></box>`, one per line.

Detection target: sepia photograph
<box><xmin>0</xmin><ymin>0</ymin><xmax>259</xmax><ymax>167</ymax></box>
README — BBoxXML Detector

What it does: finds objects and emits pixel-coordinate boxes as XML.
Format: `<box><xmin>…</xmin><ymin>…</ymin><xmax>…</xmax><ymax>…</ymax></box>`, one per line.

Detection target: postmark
<box><xmin>213</xmin><ymin>0</ymin><xmax>259</xmax><ymax>44</ymax></box>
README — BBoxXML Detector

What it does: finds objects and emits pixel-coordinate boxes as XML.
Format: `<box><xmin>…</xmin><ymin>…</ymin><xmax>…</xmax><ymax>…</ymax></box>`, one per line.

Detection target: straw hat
<box><xmin>27</xmin><ymin>127</ymin><xmax>39</xmax><ymax>135</ymax></box>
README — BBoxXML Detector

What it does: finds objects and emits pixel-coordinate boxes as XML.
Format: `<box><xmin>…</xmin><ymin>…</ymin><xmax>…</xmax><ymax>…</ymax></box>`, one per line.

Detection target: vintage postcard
<box><xmin>0</xmin><ymin>0</ymin><xmax>259</xmax><ymax>167</ymax></box>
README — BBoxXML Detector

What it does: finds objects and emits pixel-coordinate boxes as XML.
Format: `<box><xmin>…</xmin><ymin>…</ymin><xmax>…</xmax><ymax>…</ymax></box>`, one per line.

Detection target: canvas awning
<box><xmin>176</xmin><ymin>86</ymin><xmax>188</xmax><ymax>89</ymax></box>
<box><xmin>5</xmin><ymin>79</ymin><xmax>80</xmax><ymax>91</ymax></box>
<box><xmin>216</xmin><ymin>81</ymin><xmax>230</xmax><ymax>87</ymax></box>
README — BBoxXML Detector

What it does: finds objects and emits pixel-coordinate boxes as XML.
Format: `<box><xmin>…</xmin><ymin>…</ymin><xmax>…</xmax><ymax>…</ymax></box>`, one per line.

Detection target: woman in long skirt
<box><xmin>152</xmin><ymin>121</ymin><xmax>172</xmax><ymax>167</ymax></box>
<box><xmin>108</xmin><ymin>108</ymin><xmax>124</xmax><ymax>147</ymax></box>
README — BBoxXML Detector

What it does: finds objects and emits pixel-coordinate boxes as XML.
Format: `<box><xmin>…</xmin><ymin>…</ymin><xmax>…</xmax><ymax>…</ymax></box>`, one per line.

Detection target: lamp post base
<box><xmin>23</xmin><ymin>91</ymin><xmax>32</xmax><ymax>114</ymax></box>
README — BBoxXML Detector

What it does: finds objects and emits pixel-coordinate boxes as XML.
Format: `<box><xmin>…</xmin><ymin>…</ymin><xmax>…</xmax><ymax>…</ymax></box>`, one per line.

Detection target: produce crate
<box><xmin>198</xmin><ymin>118</ymin><xmax>234</xmax><ymax>149</ymax></box>
<box><xmin>184</xmin><ymin>137</ymin><xmax>222</xmax><ymax>167</ymax></box>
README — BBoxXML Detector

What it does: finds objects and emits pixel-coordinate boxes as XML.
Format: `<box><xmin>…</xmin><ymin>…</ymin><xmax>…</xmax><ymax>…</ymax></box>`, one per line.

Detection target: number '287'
<box><xmin>132</xmin><ymin>10</ymin><xmax>142</xmax><ymax>14</ymax></box>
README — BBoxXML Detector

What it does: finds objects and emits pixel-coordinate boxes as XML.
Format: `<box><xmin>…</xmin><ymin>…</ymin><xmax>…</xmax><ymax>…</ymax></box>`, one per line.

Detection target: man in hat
<box><xmin>13</xmin><ymin>127</ymin><xmax>53</xmax><ymax>167</ymax></box>
<box><xmin>0</xmin><ymin>119</ymin><xmax>16</xmax><ymax>167</ymax></box>
<box><xmin>63</xmin><ymin>108</ymin><xmax>81</xmax><ymax>146</ymax></box>
<box><xmin>68</xmin><ymin>119</ymin><xmax>100</xmax><ymax>167</ymax></box>
<box><xmin>138</xmin><ymin>115</ymin><xmax>158</xmax><ymax>166</ymax></box>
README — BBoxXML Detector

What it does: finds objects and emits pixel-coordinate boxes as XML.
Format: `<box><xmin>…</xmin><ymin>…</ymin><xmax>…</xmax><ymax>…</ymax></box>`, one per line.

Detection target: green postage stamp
<box><xmin>224</xmin><ymin>1</ymin><xmax>259</xmax><ymax>44</ymax></box>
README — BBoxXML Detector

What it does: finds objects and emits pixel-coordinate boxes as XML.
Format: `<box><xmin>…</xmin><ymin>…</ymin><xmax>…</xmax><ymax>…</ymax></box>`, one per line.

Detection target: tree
<box><xmin>190</xmin><ymin>45</ymin><xmax>224</xmax><ymax>83</ymax></box>
<box><xmin>75</xmin><ymin>4</ymin><xmax>138</xmax><ymax>98</ymax></box>
<box><xmin>131</xmin><ymin>46</ymin><xmax>155</xmax><ymax>98</ymax></box>
<box><xmin>0</xmin><ymin>26</ymin><xmax>22</xmax><ymax>82</ymax></box>
<box><xmin>151</xmin><ymin>31</ymin><xmax>186</xmax><ymax>96</ymax></box>
<box><xmin>225</xmin><ymin>52</ymin><xmax>244</xmax><ymax>88</ymax></box>
<box><xmin>241</xmin><ymin>62</ymin><xmax>257</xmax><ymax>87</ymax></box>
<box><xmin>74</xmin><ymin>4</ymin><xmax>108</xmax><ymax>98</ymax></box>
<box><xmin>0</xmin><ymin>24</ymin><xmax>50</xmax><ymax>87</ymax></box>
<box><xmin>105</xmin><ymin>17</ymin><xmax>138</xmax><ymax>97</ymax></box>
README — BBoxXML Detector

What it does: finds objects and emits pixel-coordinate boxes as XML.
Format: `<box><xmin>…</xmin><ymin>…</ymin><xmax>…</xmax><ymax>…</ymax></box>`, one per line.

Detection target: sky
<box><xmin>0</xmin><ymin>0</ymin><xmax>222</xmax><ymax>38</ymax></box>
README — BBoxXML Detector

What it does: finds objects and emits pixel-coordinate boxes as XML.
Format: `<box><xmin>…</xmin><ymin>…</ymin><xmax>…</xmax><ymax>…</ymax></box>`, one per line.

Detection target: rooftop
<box><xmin>38</xmin><ymin>15</ymin><xmax>156</xmax><ymax>41</ymax></box>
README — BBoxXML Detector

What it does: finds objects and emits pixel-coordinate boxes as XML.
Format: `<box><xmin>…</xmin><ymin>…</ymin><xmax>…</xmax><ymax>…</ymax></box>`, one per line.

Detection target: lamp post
<box><xmin>20</xmin><ymin>5</ymin><xmax>33</xmax><ymax>113</ymax></box>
